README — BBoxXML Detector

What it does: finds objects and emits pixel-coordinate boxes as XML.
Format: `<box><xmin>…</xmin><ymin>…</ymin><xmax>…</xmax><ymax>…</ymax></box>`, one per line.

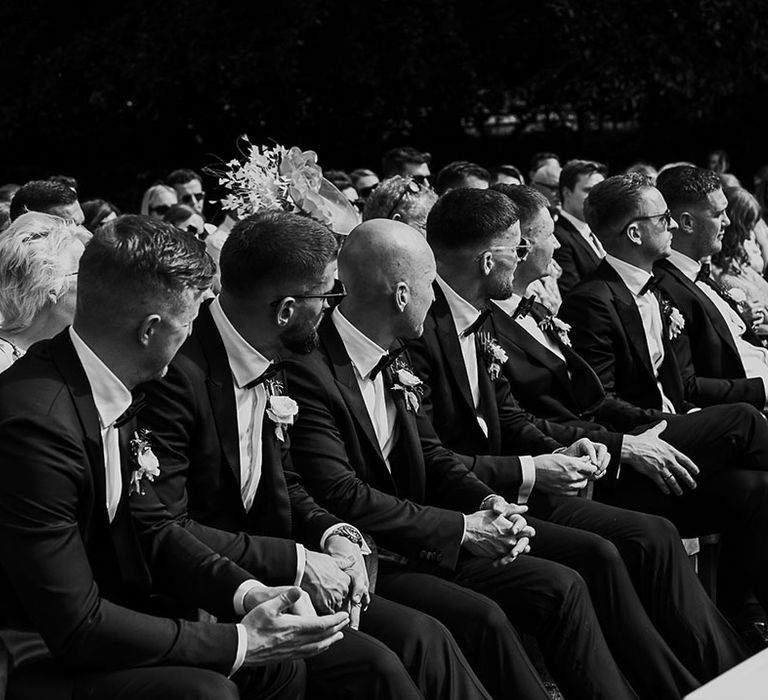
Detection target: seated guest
<box><xmin>0</xmin><ymin>213</ymin><xmax>85</xmax><ymax>371</ymax></box>
<box><xmin>0</xmin><ymin>216</ymin><xmax>349</xmax><ymax>699</ymax></box>
<box><xmin>381</xmin><ymin>146</ymin><xmax>432</xmax><ymax>186</ymax></box>
<box><xmin>407</xmin><ymin>188</ymin><xmax>746</xmax><ymax>693</ymax></box>
<box><xmin>653</xmin><ymin>167</ymin><xmax>768</xmax><ymax>409</ymax></box>
<box><xmin>138</xmin><ymin>210</ymin><xmax>489</xmax><ymax>700</ymax></box>
<box><xmin>554</xmin><ymin>159</ymin><xmax>608</xmax><ymax>296</ymax></box>
<box><xmin>528</xmin><ymin>152</ymin><xmax>561</xmax><ymax>184</ymax></box>
<box><xmin>167</xmin><ymin>168</ymin><xmax>206</xmax><ymax>216</ymax></box>
<box><xmin>434</xmin><ymin>161</ymin><xmax>491</xmax><ymax>195</ymax></box>
<box><xmin>713</xmin><ymin>186</ymin><xmax>768</xmax><ymax>332</ymax></box>
<box><xmin>625</xmin><ymin>162</ymin><xmax>659</xmax><ymax>184</ymax></box>
<box><xmin>9</xmin><ymin>179</ymin><xmax>85</xmax><ymax>225</ymax></box>
<box><xmin>140</xmin><ymin>183</ymin><xmax>177</xmax><ymax>220</ymax></box>
<box><xmin>82</xmin><ymin>198</ymin><xmax>120</xmax><ymax>232</ymax></box>
<box><xmin>350</xmin><ymin>168</ymin><xmax>380</xmax><ymax>204</ymax></box>
<box><xmin>490</xmin><ymin>164</ymin><xmax>525</xmax><ymax>186</ymax></box>
<box><xmin>363</xmin><ymin>175</ymin><xmax>438</xmax><ymax>236</ymax></box>
<box><xmin>286</xmin><ymin>218</ymin><xmax>656</xmax><ymax>700</ymax></box>
<box><xmin>530</xmin><ymin>161</ymin><xmax>562</xmax><ymax>210</ymax></box>
<box><xmin>163</xmin><ymin>203</ymin><xmax>206</xmax><ymax>239</ymax></box>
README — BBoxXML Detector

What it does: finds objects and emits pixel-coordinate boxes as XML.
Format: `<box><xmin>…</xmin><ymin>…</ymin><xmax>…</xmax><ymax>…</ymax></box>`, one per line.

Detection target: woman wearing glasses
<box><xmin>140</xmin><ymin>183</ymin><xmax>178</xmax><ymax>220</ymax></box>
<box><xmin>0</xmin><ymin>212</ymin><xmax>85</xmax><ymax>372</ymax></box>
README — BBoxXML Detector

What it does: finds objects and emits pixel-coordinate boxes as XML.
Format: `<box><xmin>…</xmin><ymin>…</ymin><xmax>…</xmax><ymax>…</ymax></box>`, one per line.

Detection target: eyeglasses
<box><xmin>411</xmin><ymin>174</ymin><xmax>430</xmax><ymax>186</ymax></box>
<box><xmin>181</xmin><ymin>192</ymin><xmax>206</xmax><ymax>205</ymax></box>
<box><xmin>269</xmin><ymin>279</ymin><xmax>347</xmax><ymax>309</ymax></box>
<box><xmin>475</xmin><ymin>239</ymin><xmax>532</xmax><ymax>263</ymax></box>
<box><xmin>386</xmin><ymin>179</ymin><xmax>422</xmax><ymax>219</ymax></box>
<box><xmin>621</xmin><ymin>209</ymin><xmax>673</xmax><ymax>233</ymax></box>
<box><xmin>149</xmin><ymin>204</ymin><xmax>171</xmax><ymax>216</ymax></box>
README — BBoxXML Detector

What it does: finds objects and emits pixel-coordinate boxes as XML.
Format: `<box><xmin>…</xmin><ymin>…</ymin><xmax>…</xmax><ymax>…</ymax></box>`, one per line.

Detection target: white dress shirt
<box><xmin>436</xmin><ymin>278</ymin><xmax>536</xmax><ymax>502</ymax></box>
<box><xmin>668</xmin><ymin>249</ymin><xmax>768</xmax><ymax>406</ymax></box>
<box><xmin>604</xmin><ymin>256</ymin><xmax>677</xmax><ymax>413</ymax></box>
<box><xmin>560</xmin><ymin>210</ymin><xmax>606</xmax><ymax>259</ymax></box>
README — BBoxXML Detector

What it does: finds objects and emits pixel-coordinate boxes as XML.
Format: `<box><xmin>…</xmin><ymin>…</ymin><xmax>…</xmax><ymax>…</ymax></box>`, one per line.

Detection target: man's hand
<box><xmin>533</xmin><ymin>453</ymin><xmax>598</xmax><ymax>495</ymax></box>
<box><xmin>560</xmin><ymin>438</ymin><xmax>610</xmax><ymax>478</ymax></box>
<box><xmin>301</xmin><ymin>550</ymin><xmax>351</xmax><ymax>615</ymax></box>
<box><xmin>324</xmin><ymin>534</ymin><xmax>370</xmax><ymax>630</ymax></box>
<box><xmin>462</xmin><ymin>509</ymin><xmax>534</xmax><ymax>560</ymax></box>
<box><xmin>243</xmin><ymin>585</ymin><xmax>317</xmax><ymax>617</ymax></box>
<box><xmin>621</xmin><ymin>421</ymin><xmax>699</xmax><ymax>496</ymax></box>
<box><xmin>242</xmin><ymin>587</ymin><xmax>348</xmax><ymax>666</ymax></box>
<box><xmin>483</xmin><ymin>497</ymin><xmax>536</xmax><ymax>563</ymax></box>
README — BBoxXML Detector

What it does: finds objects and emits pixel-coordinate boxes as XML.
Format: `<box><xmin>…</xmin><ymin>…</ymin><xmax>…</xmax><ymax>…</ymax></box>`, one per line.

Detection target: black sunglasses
<box><xmin>181</xmin><ymin>192</ymin><xmax>206</xmax><ymax>204</ymax></box>
<box><xmin>149</xmin><ymin>204</ymin><xmax>171</xmax><ymax>216</ymax></box>
<box><xmin>269</xmin><ymin>279</ymin><xmax>347</xmax><ymax>309</ymax></box>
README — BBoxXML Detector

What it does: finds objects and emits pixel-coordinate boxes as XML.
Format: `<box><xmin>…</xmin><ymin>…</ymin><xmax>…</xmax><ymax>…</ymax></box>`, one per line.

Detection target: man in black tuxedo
<box><xmin>653</xmin><ymin>165</ymin><xmax>768</xmax><ymax>409</ymax></box>
<box><xmin>0</xmin><ymin>217</ymin><xmax>351</xmax><ymax>700</ymax></box>
<box><xmin>138</xmin><ymin>211</ymin><xmax>489</xmax><ymax>700</ymax></box>
<box><xmin>558</xmin><ymin>173</ymin><xmax>768</xmax><ymax>627</ymax></box>
<box><xmin>554</xmin><ymin>160</ymin><xmax>607</xmax><ymax>296</ymax></box>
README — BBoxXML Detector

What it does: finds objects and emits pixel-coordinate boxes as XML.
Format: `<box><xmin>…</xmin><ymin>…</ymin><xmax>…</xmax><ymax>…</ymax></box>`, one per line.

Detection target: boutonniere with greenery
<box><xmin>264</xmin><ymin>378</ymin><xmax>299</xmax><ymax>442</ymax></box>
<box><xmin>538</xmin><ymin>315</ymin><xmax>572</xmax><ymax>347</ymax></box>
<box><xmin>660</xmin><ymin>299</ymin><xmax>686</xmax><ymax>340</ymax></box>
<box><xmin>388</xmin><ymin>356</ymin><xmax>424</xmax><ymax>412</ymax></box>
<box><xmin>477</xmin><ymin>331</ymin><xmax>508</xmax><ymax>381</ymax></box>
<box><xmin>129</xmin><ymin>428</ymin><xmax>160</xmax><ymax>495</ymax></box>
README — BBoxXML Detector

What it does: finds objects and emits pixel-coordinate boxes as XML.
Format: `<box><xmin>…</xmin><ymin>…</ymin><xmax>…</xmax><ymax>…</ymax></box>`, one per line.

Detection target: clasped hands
<box><xmin>534</xmin><ymin>437</ymin><xmax>610</xmax><ymax>496</ymax></box>
<box><xmin>463</xmin><ymin>498</ymin><xmax>535</xmax><ymax>565</ymax></box>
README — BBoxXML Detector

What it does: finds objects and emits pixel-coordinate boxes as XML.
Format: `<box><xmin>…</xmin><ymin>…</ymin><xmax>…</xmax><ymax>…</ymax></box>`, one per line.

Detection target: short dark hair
<box><xmin>82</xmin><ymin>199</ymin><xmax>121</xmax><ymax>232</ymax></box>
<box><xmin>434</xmin><ymin>161</ymin><xmax>491</xmax><ymax>196</ymax></box>
<box><xmin>220</xmin><ymin>210</ymin><xmax>338</xmax><ymax>298</ymax></box>
<box><xmin>529</xmin><ymin>152</ymin><xmax>560</xmax><ymax>174</ymax></box>
<box><xmin>426</xmin><ymin>188</ymin><xmax>519</xmax><ymax>252</ymax></box>
<box><xmin>167</xmin><ymin>168</ymin><xmax>202</xmax><ymax>186</ymax></box>
<box><xmin>656</xmin><ymin>166</ymin><xmax>721</xmax><ymax>210</ymax></box>
<box><xmin>381</xmin><ymin>147</ymin><xmax>431</xmax><ymax>178</ymax></box>
<box><xmin>559</xmin><ymin>159</ymin><xmax>607</xmax><ymax>197</ymax></box>
<box><xmin>490</xmin><ymin>164</ymin><xmax>524</xmax><ymax>184</ymax></box>
<box><xmin>324</xmin><ymin>170</ymin><xmax>355</xmax><ymax>191</ymax></box>
<box><xmin>48</xmin><ymin>174</ymin><xmax>78</xmax><ymax>191</ymax></box>
<box><xmin>9</xmin><ymin>180</ymin><xmax>78</xmax><ymax>221</ymax></box>
<box><xmin>77</xmin><ymin>215</ymin><xmax>215</xmax><ymax>321</ymax></box>
<box><xmin>491</xmin><ymin>184</ymin><xmax>549</xmax><ymax>226</ymax></box>
<box><xmin>583</xmin><ymin>173</ymin><xmax>653</xmax><ymax>236</ymax></box>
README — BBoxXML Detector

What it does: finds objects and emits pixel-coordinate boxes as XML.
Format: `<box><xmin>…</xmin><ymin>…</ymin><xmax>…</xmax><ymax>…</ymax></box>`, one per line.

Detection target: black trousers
<box><xmin>527</xmin><ymin>496</ymin><xmax>748</xmax><ymax>699</ymax></box>
<box><xmin>377</xmin><ymin>554</ymin><xmax>638</xmax><ymax>700</ymax></box>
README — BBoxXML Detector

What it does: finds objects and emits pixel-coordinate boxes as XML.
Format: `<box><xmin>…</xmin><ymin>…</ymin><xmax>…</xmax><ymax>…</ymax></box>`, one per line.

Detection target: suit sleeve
<box><xmin>0</xmin><ymin>414</ymin><xmax>238</xmax><ymax>673</ymax></box>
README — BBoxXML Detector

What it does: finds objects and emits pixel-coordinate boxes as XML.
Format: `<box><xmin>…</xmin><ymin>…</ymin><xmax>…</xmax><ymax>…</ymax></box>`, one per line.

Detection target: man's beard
<box><xmin>279</xmin><ymin>322</ymin><xmax>320</xmax><ymax>354</ymax></box>
<box><xmin>486</xmin><ymin>274</ymin><xmax>515</xmax><ymax>301</ymax></box>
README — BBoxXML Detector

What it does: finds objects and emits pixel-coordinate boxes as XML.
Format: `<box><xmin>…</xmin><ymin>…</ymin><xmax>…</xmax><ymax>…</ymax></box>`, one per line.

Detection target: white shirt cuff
<box><xmin>294</xmin><ymin>544</ymin><xmax>306</xmax><ymax>586</ymax></box>
<box><xmin>233</xmin><ymin>579</ymin><xmax>266</xmax><ymax>616</ymax></box>
<box><xmin>761</xmin><ymin>377</ymin><xmax>768</xmax><ymax>410</ymax></box>
<box><xmin>319</xmin><ymin>524</ymin><xmax>372</xmax><ymax>555</ymax></box>
<box><xmin>517</xmin><ymin>456</ymin><xmax>536</xmax><ymax>504</ymax></box>
<box><xmin>460</xmin><ymin>513</ymin><xmax>468</xmax><ymax>544</ymax></box>
<box><xmin>231</xmin><ymin>623</ymin><xmax>248</xmax><ymax>676</ymax></box>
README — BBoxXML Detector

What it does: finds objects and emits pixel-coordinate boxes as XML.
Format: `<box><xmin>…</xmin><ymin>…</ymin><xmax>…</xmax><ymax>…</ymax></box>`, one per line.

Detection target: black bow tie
<box><xmin>114</xmin><ymin>392</ymin><xmax>147</xmax><ymax>428</ymax></box>
<box><xmin>369</xmin><ymin>345</ymin><xmax>407</xmax><ymax>381</ymax></box>
<box><xmin>461</xmin><ymin>307</ymin><xmax>492</xmax><ymax>338</ymax></box>
<box><xmin>244</xmin><ymin>361</ymin><xmax>285</xmax><ymax>390</ymax></box>
<box><xmin>639</xmin><ymin>275</ymin><xmax>661</xmax><ymax>296</ymax></box>
<box><xmin>512</xmin><ymin>296</ymin><xmax>535</xmax><ymax>320</ymax></box>
<box><xmin>696</xmin><ymin>262</ymin><xmax>712</xmax><ymax>283</ymax></box>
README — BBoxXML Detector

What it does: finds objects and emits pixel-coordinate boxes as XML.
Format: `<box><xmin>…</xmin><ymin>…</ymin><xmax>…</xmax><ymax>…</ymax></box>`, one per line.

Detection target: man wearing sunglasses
<box><xmin>168</xmin><ymin>168</ymin><xmax>206</xmax><ymax>216</ymax></box>
<box><xmin>137</xmin><ymin>209</ymin><xmax>493</xmax><ymax>700</ymax></box>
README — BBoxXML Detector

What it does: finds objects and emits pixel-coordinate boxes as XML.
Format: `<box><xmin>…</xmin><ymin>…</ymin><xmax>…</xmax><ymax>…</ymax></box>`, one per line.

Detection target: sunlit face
<box><xmin>178</xmin><ymin>213</ymin><xmax>206</xmax><ymax>238</ymax></box>
<box><xmin>462</xmin><ymin>175</ymin><xmax>489</xmax><ymax>190</ymax></box>
<box><xmin>403</xmin><ymin>161</ymin><xmax>431</xmax><ymax>187</ymax></box>
<box><xmin>563</xmin><ymin>172</ymin><xmax>604</xmax><ymax>222</ymax></box>
<box><xmin>516</xmin><ymin>208</ymin><xmax>558</xmax><ymax>283</ymax></box>
<box><xmin>49</xmin><ymin>201</ymin><xmax>85</xmax><ymax>226</ymax></box>
<box><xmin>48</xmin><ymin>239</ymin><xmax>86</xmax><ymax>331</ymax></box>
<box><xmin>148</xmin><ymin>188</ymin><xmax>177</xmax><ymax>220</ymax></box>
<box><xmin>630</xmin><ymin>188</ymin><xmax>677</xmax><ymax>261</ymax></box>
<box><xmin>174</xmin><ymin>179</ymin><xmax>205</xmax><ymax>215</ymax></box>
<box><xmin>689</xmin><ymin>188</ymin><xmax>729</xmax><ymax>259</ymax></box>
<box><xmin>355</xmin><ymin>174</ymin><xmax>380</xmax><ymax>199</ymax></box>
<box><xmin>146</xmin><ymin>288</ymin><xmax>203</xmax><ymax>381</ymax></box>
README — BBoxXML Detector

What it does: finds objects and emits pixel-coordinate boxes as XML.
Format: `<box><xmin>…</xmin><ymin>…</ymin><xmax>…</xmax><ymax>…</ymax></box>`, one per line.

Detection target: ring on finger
<box><xmin>662</xmin><ymin>472</ymin><xmax>674</xmax><ymax>481</ymax></box>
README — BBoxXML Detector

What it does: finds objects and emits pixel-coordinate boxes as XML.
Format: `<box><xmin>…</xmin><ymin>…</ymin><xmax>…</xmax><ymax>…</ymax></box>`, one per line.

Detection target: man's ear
<box><xmin>478</xmin><ymin>251</ymin><xmax>494</xmax><ymax>276</ymax></box>
<box><xmin>138</xmin><ymin>314</ymin><xmax>162</xmax><ymax>347</ymax></box>
<box><xmin>676</xmin><ymin>210</ymin><xmax>694</xmax><ymax>234</ymax></box>
<box><xmin>394</xmin><ymin>281</ymin><xmax>409</xmax><ymax>312</ymax></box>
<box><xmin>273</xmin><ymin>298</ymin><xmax>296</xmax><ymax>328</ymax></box>
<box><xmin>625</xmin><ymin>223</ymin><xmax>643</xmax><ymax>246</ymax></box>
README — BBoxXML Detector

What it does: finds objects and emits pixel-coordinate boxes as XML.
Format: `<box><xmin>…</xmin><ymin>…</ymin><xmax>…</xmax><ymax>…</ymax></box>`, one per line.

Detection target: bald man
<box><xmin>285</xmin><ymin>218</ymin><xmax>641</xmax><ymax>700</ymax></box>
<box><xmin>138</xmin><ymin>211</ymin><xmax>492</xmax><ymax>700</ymax></box>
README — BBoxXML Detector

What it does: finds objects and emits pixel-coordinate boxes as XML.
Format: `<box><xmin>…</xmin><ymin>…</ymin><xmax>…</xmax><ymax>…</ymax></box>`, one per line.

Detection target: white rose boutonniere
<box><xmin>389</xmin><ymin>361</ymin><xmax>424</xmax><ymax>412</ymax></box>
<box><xmin>538</xmin><ymin>315</ymin><xmax>572</xmax><ymax>347</ymax></box>
<box><xmin>477</xmin><ymin>331</ymin><xmax>508</xmax><ymax>381</ymax></box>
<box><xmin>660</xmin><ymin>298</ymin><xmax>686</xmax><ymax>340</ymax></box>
<box><xmin>266</xmin><ymin>395</ymin><xmax>299</xmax><ymax>442</ymax></box>
<box><xmin>130</xmin><ymin>428</ymin><xmax>160</xmax><ymax>495</ymax></box>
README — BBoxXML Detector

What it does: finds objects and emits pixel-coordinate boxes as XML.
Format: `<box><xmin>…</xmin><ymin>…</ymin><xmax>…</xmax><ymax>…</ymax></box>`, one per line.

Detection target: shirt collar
<box><xmin>209</xmin><ymin>297</ymin><xmax>271</xmax><ymax>389</ymax></box>
<box><xmin>69</xmin><ymin>327</ymin><xmax>132</xmax><ymax>429</ymax></box>
<box><xmin>331</xmin><ymin>308</ymin><xmax>388</xmax><ymax>379</ymax></box>
<box><xmin>560</xmin><ymin>209</ymin><xmax>592</xmax><ymax>237</ymax></box>
<box><xmin>492</xmin><ymin>294</ymin><xmax>522</xmax><ymax>317</ymax></box>
<box><xmin>436</xmin><ymin>276</ymin><xmax>485</xmax><ymax>337</ymax></box>
<box><xmin>604</xmin><ymin>254</ymin><xmax>654</xmax><ymax>297</ymax></box>
<box><xmin>667</xmin><ymin>249</ymin><xmax>701</xmax><ymax>282</ymax></box>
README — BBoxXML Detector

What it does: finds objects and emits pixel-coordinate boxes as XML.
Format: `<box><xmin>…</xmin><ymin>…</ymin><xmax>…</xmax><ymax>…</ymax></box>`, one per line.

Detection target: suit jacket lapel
<box><xmin>558</xmin><ymin>215</ymin><xmax>600</xmax><ymax>265</ymax></box>
<box><xmin>386</xmin><ymin>380</ymin><xmax>426</xmax><ymax>501</ymax></box>
<box><xmin>195</xmin><ymin>302</ymin><xmax>242</xmax><ymax>486</ymax></box>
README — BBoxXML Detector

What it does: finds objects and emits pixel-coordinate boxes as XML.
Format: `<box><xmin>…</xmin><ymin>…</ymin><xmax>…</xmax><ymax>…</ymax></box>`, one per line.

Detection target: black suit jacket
<box><xmin>560</xmin><ymin>260</ymin><xmax>696</xmax><ymax>421</ymax></box>
<box><xmin>405</xmin><ymin>284</ymin><xmax>562</xmax><ymax>502</ymax></box>
<box><xmin>0</xmin><ymin>331</ymin><xmax>243</xmax><ymax>675</ymax></box>
<box><xmin>138</xmin><ymin>301</ymin><xmax>342</xmax><ymax>584</ymax></box>
<box><xmin>553</xmin><ymin>214</ymin><xmax>602</xmax><ymax>297</ymax></box>
<box><xmin>654</xmin><ymin>258</ymin><xmax>764</xmax><ymax>409</ymax></box>
<box><xmin>284</xmin><ymin>316</ymin><xmax>492</xmax><ymax>571</ymax></box>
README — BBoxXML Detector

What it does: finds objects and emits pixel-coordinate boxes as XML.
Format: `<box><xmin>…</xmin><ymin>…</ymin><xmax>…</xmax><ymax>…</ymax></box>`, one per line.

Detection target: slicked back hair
<box><xmin>656</xmin><ymin>165</ymin><xmax>722</xmax><ymax>211</ymax></box>
<box><xmin>559</xmin><ymin>159</ymin><xmax>607</xmax><ymax>198</ymax></box>
<box><xmin>426</xmin><ymin>188</ymin><xmax>519</xmax><ymax>253</ymax></box>
<box><xmin>220</xmin><ymin>210</ymin><xmax>338</xmax><ymax>298</ymax></box>
<box><xmin>10</xmin><ymin>180</ymin><xmax>78</xmax><ymax>221</ymax></box>
<box><xmin>435</xmin><ymin>161</ymin><xmax>491</xmax><ymax>195</ymax></box>
<box><xmin>583</xmin><ymin>173</ymin><xmax>654</xmax><ymax>239</ymax></box>
<box><xmin>77</xmin><ymin>215</ymin><xmax>215</xmax><ymax>322</ymax></box>
<box><xmin>491</xmin><ymin>184</ymin><xmax>549</xmax><ymax>226</ymax></box>
<box><xmin>167</xmin><ymin>168</ymin><xmax>202</xmax><ymax>186</ymax></box>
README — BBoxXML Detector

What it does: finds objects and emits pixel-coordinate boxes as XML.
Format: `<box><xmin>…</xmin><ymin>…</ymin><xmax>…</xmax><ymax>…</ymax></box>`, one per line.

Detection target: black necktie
<box><xmin>639</xmin><ymin>275</ymin><xmax>661</xmax><ymax>296</ymax></box>
<box><xmin>369</xmin><ymin>345</ymin><xmax>407</xmax><ymax>381</ymax></box>
<box><xmin>114</xmin><ymin>393</ymin><xmax>146</xmax><ymax>428</ymax></box>
<box><xmin>244</xmin><ymin>361</ymin><xmax>285</xmax><ymax>390</ymax></box>
<box><xmin>461</xmin><ymin>307</ymin><xmax>492</xmax><ymax>337</ymax></box>
<box><xmin>512</xmin><ymin>296</ymin><xmax>535</xmax><ymax>320</ymax></box>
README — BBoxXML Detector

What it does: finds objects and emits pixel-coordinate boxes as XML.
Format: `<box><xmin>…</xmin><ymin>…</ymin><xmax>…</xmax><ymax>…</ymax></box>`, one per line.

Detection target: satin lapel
<box><xmin>431</xmin><ymin>284</ymin><xmax>476</xmax><ymax>415</ymax></box>
<box><xmin>194</xmin><ymin>303</ymin><xmax>242</xmax><ymax>485</ymax></box>
<box><xmin>387</xmin><ymin>384</ymin><xmax>426</xmax><ymax>501</ymax></box>
<box><xmin>49</xmin><ymin>331</ymin><xmax>109</xmax><ymax>526</ymax></box>
<box><xmin>252</xmin><ymin>411</ymin><xmax>293</xmax><ymax>538</ymax></box>
<box><xmin>318</xmin><ymin>319</ymin><xmax>392</xmax><ymax>481</ymax></box>
<box><xmin>477</xmin><ymin>318</ymin><xmax>504</xmax><ymax>452</ymax></box>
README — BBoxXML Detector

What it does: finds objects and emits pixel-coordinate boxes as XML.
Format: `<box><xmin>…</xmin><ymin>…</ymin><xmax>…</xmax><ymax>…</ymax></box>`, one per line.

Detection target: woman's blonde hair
<box><xmin>0</xmin><ymin>212</ymin><xmax>81</xmax><ymax>333</ymax></box>
<box><xmin>140</xmin><ymin>183</ymin><xmax>177</xmax><ymax>216</ymax></box>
